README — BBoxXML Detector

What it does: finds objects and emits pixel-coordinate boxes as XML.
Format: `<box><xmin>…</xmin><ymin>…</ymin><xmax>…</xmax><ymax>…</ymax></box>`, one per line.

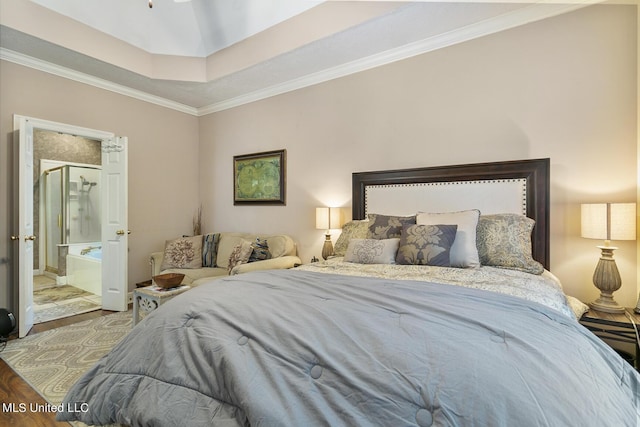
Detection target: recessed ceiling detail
<box><xmin>29</xmin><ymin>0</ymin><xmax>323</xmax><ymax>57</ymax></box>
<box><xmin>1</xmin><ymin>1</ymin><xmax>596</xmax><ymax>115</ymax></box>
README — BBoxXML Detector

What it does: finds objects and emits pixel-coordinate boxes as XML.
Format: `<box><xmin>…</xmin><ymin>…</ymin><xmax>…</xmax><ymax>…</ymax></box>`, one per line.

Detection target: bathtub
<box><xmin>66</xmin><ymin>242</ymin><xmax>101</xmax><ymax>295</ymax></box>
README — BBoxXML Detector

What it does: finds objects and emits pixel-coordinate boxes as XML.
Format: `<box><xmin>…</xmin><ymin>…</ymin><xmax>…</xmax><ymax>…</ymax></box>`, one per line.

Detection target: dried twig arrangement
<box><xmin>193</xmin><ymin>205</ymin><xmax>202</xmax><ymax>236</ymax></box>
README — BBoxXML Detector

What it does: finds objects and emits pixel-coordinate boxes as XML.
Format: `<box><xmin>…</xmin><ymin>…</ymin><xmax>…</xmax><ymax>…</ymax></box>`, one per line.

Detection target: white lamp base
<box><xmin>589</xmin><ymin>296</ymin><xmax>625</xmax><ymax>314</ymax></box>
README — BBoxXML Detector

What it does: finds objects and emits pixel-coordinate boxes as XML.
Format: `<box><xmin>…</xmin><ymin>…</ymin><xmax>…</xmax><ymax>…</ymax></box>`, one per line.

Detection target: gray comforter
<box><xmin>58</xmin><ymin>269</ymin><xmax>640</xmax><ymax>426</ymax></box>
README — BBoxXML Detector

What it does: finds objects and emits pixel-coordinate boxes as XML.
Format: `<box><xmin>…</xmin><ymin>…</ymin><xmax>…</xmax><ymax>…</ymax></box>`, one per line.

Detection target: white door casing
<box><xmin>14</xmin><ymin>116</ymin><xmax>128</xmax><ymax>337</ymax></box>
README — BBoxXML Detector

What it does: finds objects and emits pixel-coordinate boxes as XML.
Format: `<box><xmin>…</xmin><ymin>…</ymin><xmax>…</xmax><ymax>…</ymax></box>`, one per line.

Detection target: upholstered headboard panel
<box><xmin>352</xmin><ymin>158</ymin><xmax>550</xmax><ymax>270</ymax></box>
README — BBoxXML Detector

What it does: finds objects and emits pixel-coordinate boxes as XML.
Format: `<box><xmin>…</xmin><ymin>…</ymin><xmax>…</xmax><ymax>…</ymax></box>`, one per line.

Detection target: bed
<box><xmin>58</xmin><ymin>159</ymin><xmax>639</xmax><ymax>426</ymax></box>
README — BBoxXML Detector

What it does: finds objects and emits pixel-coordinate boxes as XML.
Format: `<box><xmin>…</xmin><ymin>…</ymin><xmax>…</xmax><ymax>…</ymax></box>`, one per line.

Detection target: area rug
<box><xmin>34</xmin><ymin>299</ymin><xmax>102</xmax><ymax>324</ymax></box>
<box><xmin>0</xmin><ymin>311</ymin><xmax>132</xmax><ymax>406</ymax></box>
<box><xmin>33</xmin><ymin>285</ymin><xmax>102</xmax><ymax>324</ymax></box>
<box><xmin>33</xmin><ymin>285</ymin><xmax>93</xmax><ymax>304</ymax></box>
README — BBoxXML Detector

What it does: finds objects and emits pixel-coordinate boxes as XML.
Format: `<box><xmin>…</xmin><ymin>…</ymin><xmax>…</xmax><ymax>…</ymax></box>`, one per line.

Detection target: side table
<box><xmin>133</xmin><ymin>285</ymin><xmax>191</xmax><ymax>326</ymax></box>
<box><xmin>580</xmin><ymin>307</ymin><xmax>640</xmax><ymax>370</ymax></box>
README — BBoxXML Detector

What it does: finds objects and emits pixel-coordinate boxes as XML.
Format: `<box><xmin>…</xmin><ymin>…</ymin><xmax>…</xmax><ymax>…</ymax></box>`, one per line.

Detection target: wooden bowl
<box><xmin>152</xmin><ymin>273</ymin><xmax>185</xmax><ymax>289</ymax></box>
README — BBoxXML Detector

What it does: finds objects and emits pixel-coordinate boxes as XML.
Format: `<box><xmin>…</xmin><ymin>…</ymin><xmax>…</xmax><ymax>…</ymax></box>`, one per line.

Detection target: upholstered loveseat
<box><xmin>150</xmin><ymin>232</ymin><xmax>301</xmax><ymax>287</ymax></box>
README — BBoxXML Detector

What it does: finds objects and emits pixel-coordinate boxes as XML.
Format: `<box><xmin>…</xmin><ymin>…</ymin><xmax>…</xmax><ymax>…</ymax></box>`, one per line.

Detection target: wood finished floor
<box><xmin>1</xmin><ymin>309</ymin><xmax>118</xmax><ymax>426</ymax></box>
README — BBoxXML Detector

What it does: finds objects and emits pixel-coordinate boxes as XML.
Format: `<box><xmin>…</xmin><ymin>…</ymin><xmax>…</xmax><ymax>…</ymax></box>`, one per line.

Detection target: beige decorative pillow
<box><xmin>160</xmin><ymin>235</ymin><xmax>203</xmax><ymax>270</ymax></box>
<box><xmin>334</xmin><ymin>220</ymin><xmax>369</xmax><ymax>257</ymax></box>
<box><xmin>228</xmin><ymin>240</ymin><xmax>254</xmax><ymax>272</ymax></box>
<box><xmin>344</xmin><ymin>238</ymin><xmax>400</xmax><ymax>264</ymax></box>
<box><xmin>416</xmin><ymin>210</ymin><xmax>480</xmax><ymax>268</ymax></box>
<box><xmin>476</xmin><ymin>214</ymin><xmax>544</xmax><ymax>275</ymax></box>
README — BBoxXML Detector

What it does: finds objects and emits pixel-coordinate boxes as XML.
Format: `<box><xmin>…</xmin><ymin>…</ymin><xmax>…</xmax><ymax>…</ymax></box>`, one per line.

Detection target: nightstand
<box><xmin>132</xmin><ymin>285</ymin><xmax>191</xmax><ymax>326</ymax></box>
<box><xmin>580</xmin><ymin>308</ymin><xmax>640</xmax><ymax>370</ymax></box>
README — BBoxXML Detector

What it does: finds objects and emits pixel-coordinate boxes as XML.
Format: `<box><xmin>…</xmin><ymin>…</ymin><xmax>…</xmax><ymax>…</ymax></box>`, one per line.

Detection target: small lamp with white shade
<box><xmin>316</xmin><ymin>207</ymin><xmax>344</xmax><ymax>260</ymax></box>
<box><xmin>581</xmin><ymin>203</ymin><xmax>636</xmax><ymax>313</ymax></box>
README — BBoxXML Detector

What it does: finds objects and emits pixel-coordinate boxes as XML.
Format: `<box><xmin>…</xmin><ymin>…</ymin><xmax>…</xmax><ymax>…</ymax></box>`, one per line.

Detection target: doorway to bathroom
<box><xmin>35</xmin><ymin>142</ymin><xmax>104</xmax><ymax>324</ymax></box>
<box><xmin>14</xmin><ymin>115</ymin><xmax>128</xmax><ymax>337</ymax></box>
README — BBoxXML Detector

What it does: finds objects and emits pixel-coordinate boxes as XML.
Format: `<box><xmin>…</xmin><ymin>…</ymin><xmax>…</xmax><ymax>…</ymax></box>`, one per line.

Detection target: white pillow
<box><xmin>344</xmin><ymin>238</ymin><xmax>400</xmax><ymax>264</ymax></box>
<box><xmin>416</xmin><ymin>210</ymin><xmax>480</xmax><ymax>268</ymax></box>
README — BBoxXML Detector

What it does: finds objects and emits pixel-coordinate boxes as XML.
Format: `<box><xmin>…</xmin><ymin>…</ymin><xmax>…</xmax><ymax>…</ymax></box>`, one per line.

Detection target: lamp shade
<box><xmin>315</xmin><ymin>207</ymin><xmax>343</xmax><ymax>230</ymax></box>
<box><xmin>581</xmin><ymin>203</ymin><xmax>636</xmax><ymax>241</ymax></box>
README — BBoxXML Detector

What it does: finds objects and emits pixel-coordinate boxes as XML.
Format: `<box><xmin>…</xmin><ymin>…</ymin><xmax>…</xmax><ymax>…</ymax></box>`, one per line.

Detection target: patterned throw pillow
<box><xmin>160</xmin><ymin>235</ymin><xmax>203</xmax><ymax>270</ymax></box>
<box><xmin>228</xmin><ymin>240</ymin><xmax>254</xmax><ymax>272</ymax></box>
<box><xmin>344</xmin><ymin>238</ymin><xmax>400</xmax><ymax>264</ymax></box>
<box><xmin>416</xmin><ymin>210</ymin><xmax>480</xmax><ymax>268</ymax></box>
<box><xmin>202</xmin><ymin>233</ymin><xmax>221</xmax><ymax>267</ymax></box>
<box><xmin>396</xmin><ymin>224</ymin><xmax>458</xmax><ymax>266</ymax></box>
<box><xmin>249</xmin><ymin>237</ymin><xmax>272</xmax><ymax>262</ymax></box>
<box><xmin>334</xmin><ymin>220</ymin><xmax>369</xmax><ymax>257</ymax></box>
<box><xmin>367</xmin><ymin>214</ymin><xmax>416</xmax><ymax>240</ymax></box>
<box><xmin>476</xmin><ymin>214</ymin><xmax>544</xmax><ymax>275</ymax></box>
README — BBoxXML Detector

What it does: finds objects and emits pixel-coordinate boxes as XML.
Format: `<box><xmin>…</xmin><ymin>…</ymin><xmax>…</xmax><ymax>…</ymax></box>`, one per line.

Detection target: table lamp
<box><xmin>316</xmin><ymin>207</ymin><xmax>343</xmax><ymax>260</ymax></box>
<box><xmin>581</xmin><ymin>203</ymin><xmax>636</xmax><ymax>313</ymax></box>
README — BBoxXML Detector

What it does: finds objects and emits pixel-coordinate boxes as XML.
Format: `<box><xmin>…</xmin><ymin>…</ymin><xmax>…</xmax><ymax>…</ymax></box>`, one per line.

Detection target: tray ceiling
<box><xmin>0</xmin><ymin>1</ymin><xmax>599</xmax><ymax>115</ymax></box>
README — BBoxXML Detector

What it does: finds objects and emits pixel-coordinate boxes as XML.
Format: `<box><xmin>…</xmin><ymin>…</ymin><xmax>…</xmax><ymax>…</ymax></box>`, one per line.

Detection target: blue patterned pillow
<box><xmin>395</xmin><ymin>224</ymin><xmax>458</xmax><ymax>266</ymax></box>
<box><xmin>202</xmin><ymin>233</ymin><xmax>221</xmax><ymax>267</ymax></box>
<box><xmin>367</xmin><ymin>214</ymin><xmax>416</xmax><ymax>240</ymax></box>
<box><xmin>249</xmin><ymin>237</ymin><xmax>272</xmax><ymax>263</ymax></box>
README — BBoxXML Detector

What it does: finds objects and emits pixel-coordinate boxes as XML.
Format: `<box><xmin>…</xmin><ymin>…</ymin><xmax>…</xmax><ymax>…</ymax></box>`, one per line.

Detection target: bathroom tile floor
<box><xmin>33</xmin><ymin>274</ymin><xmax>57</xmax><ymax>291</ymax></box>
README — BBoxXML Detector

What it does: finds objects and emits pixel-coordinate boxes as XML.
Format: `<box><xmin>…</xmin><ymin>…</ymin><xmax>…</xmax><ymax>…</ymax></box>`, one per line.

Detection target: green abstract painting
<box><xmin>234</xmin><ymin>150</ymin><xmax>286</xmax><ymax>205</ymax></box>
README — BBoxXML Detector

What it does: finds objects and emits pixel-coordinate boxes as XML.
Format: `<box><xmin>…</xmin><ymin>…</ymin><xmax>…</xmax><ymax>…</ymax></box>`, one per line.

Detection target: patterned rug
<box><xmin>33</xmin><ymin>285</ymin><xmax>93</xmax><ymax>304</ymax></box>
<box><xmin>1</xmin><ymin>311</ymin><xmax>132</xmax><ymax>406</ymax></box>
<box><xmin>33</xmin><ymin>285</ymin><xmax>102</xmax><ymax>324</ymax></box>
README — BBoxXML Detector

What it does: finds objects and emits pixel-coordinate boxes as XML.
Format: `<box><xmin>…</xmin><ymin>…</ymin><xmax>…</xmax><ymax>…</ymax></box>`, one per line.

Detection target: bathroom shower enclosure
<box><xmin>42</xmin><ymin>164</ymin><xmax>102</xmax><ymax>293</ymax></box>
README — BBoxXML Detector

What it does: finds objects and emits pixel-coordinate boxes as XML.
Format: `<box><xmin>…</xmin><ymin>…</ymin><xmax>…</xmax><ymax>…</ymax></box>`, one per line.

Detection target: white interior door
<box><xmin>14</xmin><ymin>116</ymin><xmax>129</xmax><ymax>338</ymax></box>
<box><xmin>101</xmin><ymin>136</ymin><xmax>128</xmax><ymax>311</ymax></box>
<box><xmin>16</xmin><ymin>117</ymin><xmax>35</xmax><ymax>337</ymax></box>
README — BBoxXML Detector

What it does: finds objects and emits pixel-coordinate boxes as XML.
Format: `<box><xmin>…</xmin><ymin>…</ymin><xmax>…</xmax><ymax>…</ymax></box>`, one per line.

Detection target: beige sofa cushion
<box><xmin>216</xmin><ymin>233</ymin><xmax>296</xmax><ymax>269</ymax></box>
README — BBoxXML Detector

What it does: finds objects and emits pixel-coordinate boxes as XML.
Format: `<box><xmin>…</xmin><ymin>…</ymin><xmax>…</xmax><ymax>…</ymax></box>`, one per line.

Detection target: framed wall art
<box><xmin>233</xmin><ymin>149</ymin><xmax>286</xmax><ymax>205</ymax></box>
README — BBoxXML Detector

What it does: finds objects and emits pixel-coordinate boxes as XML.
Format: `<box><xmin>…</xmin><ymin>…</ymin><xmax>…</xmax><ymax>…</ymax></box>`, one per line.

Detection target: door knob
<box><xmin>116</xmin><ymin>230</ymin><xmax>131</xmax><ymax>235</ymax></box>
<box><xmin>10</xmin><ymin>235</ymin><xmax>19</xmax><ymax>241</ymax></box>
<box><xmin>25</xmin><ymin>235</ymin><xmax>36</xmax><ymax>241</ymax></box>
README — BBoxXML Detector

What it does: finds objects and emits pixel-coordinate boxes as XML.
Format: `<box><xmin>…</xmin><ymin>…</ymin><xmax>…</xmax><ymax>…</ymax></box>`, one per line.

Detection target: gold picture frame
<box><xmin>233</xmin><ymin>149</ymin><xmax>286</xmax><ymax>205</ymax></box>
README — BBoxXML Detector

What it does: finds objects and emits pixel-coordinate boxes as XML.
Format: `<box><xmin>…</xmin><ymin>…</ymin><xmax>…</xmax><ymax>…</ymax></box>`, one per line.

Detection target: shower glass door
<box><xmin>44</xmin><ymin>167</ymin><xmax>63</xmax><ymax>274</ymax></box>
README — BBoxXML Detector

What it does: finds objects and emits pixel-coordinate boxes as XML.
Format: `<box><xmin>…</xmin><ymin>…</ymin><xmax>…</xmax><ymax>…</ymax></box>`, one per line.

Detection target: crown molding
<box><xmin>2</xmin><ymin>1</ymin><xmax>594</xmax><ymax>117</ymax></box>
<box><xmin>199</xmin><ymin>1</ymin><xmax>593</xmax><ymax>115</ymax></box>
<box><xmin>0</xmin><ymin>48</ymin><xmax>199</xmax><ymax>116</ymax></box>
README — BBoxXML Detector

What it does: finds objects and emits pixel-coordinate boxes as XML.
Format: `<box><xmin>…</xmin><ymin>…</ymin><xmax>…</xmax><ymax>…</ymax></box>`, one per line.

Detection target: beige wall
<box><xmin>0</xmin><ymin>4</ymin><xmax>637</xmax><ymax>315</ymax></box>
<box><xmin>0</xmin><ymin>61</ymin><xmax>200</xmax><ymax>312</ymax></box>
<box><xmin>199</xmin><ymin>5</ymin><xmax>638</xmax><ymax>306</ymax></box>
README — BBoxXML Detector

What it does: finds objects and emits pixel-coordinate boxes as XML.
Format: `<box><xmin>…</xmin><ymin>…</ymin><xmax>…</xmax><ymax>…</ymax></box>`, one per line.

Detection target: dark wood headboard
<box><xmin>352</xmin><ymin>158</ymin><xmax>550</xmax><ymax>270</ymax></box>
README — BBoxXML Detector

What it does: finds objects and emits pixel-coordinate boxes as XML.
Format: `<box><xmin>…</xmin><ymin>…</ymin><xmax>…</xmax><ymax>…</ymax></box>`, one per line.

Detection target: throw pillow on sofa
<box><xmin>228</xmin><ymin>240</ymin><xmax>254</xmax><ymax>272</ymax></box>
<box><xmin>160</xmin><ymin>235</ymin><xmax>203</xmax><ymax>270</ymax></box>
<box><xmin>249</xmin><ymin>237</ymin><xmax>271</xmax><ymax>262</ymax></box>
<box><xmin>202</xmin><ymin>233</ymin><xmax>221</xmax><ymax>267</ymax></box>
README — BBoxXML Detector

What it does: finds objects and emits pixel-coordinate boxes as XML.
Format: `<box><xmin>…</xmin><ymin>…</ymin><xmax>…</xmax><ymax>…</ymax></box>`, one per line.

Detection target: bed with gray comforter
<box><xmin>58</xmin><ymin>266</ymin><xmax>640</xmax><ymax>426</ymax></box>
